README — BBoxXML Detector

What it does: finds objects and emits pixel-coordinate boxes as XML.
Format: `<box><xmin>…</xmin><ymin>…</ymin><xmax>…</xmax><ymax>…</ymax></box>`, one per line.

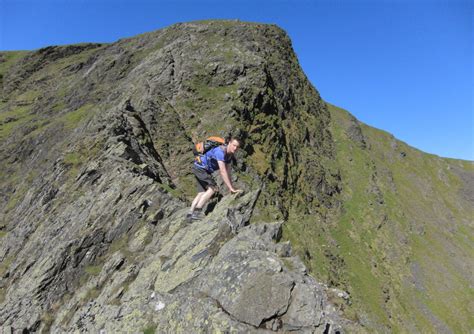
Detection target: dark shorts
<box><xmin>192</xmin><ymin>165</ymin><xmax>217</xmax><ymax>193</ymax></box>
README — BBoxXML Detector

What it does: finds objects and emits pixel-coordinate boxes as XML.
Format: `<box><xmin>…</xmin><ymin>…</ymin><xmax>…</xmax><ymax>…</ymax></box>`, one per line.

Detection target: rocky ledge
<box><xmin>2</xmin><ymin>191</ymin><xmax>352</xmax><ymax>333</ymax></box>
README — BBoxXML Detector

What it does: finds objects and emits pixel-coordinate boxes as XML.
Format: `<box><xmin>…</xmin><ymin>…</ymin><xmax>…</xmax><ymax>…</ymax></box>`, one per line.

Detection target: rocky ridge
<box><xmin>0</xmin><ymin>21</ymin><xmax>355</xmax><ymax>332</ymax></box>
<box><xmin>1</xmin><ymin>20</ymin><xmax>472</xmax><ymax>333</ymax></box>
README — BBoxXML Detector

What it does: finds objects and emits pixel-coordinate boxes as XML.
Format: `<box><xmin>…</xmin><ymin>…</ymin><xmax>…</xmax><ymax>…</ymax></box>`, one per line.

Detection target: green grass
<box><xmin>84</xmin><ymin>265</ymin><xmax>103</xmax><ymax>276</ymax></box>
<box><xmin>0</xmin><ymin>171</ymin><xmax>36</xmax><ymax>219</ymax></box>
<box><xmin>0</xmin><ymin>101</ymin><xmax>95</xmax><ymax>143</ymax></box>
<box><xmin>0</xmin><ymin>106</ymin><xmax>34</xmax><ymax>139</ymax></box>
<box><xmin>83</xmin><ymin>287</ymin><xmax>101</xmax><ymax>302</ymax></box>
<box><xmin>248</xmin><ymin>144</ymin><xmax>270</xmax><ymax>175</ymax></box>
<box><xmin>280</xmin><ymin>102</ymin><xmax>473</xmax><ymax>332</ymax></box>
<box><xmin>305</xmin><ymin>102</ymin><xmax>474</xmax><ymax>332</ymax></box>
<box><xmin>181</xmin><ymin>78</ymin><xmax>239</xmax><ymax>129</ymax></box>
<box><xmin>14</xmin><ymin>89</ymin><xmax>41</xmax><ymax>104</ymax></box>
<box><xmin>142</xmin><ymin>324</ymin><xmax>157</xmax><ymax>334</ymax></box>
<box><xmin>0</xmin><ymin>287</ymin><xmax>5</xmax><ymax>304</ymax></box>
<box><xmin>63</xmin><ymin>150</ymin><xmax>84</xmax><ymax>181</ymax></box>
<box><xmin>61</xmin><ymin>138</ymin><xmax>104</xmax><ymax>183</ymax></box>
<box><xmin>109</xmin><ymin>234</ymin><xmax>129</xmax><ymax>254</ymax></box>
<box><xmin>33</xmin><ymin>45</ymin><xmax>100</xmax><ymax>79</ymax></box>
<box><xmin>40</xmin><ymin>311</ymin><xmax>55</xmax><ymax>332</ymax></box>
<box><xmin>158</xmin><ymin>183</ymin><xmax>183</xmax><ymax>199</ymax></box>
<box><xmin>4</xmin><ymin>185</ymin><xmax>26</xmax><ymax>213</ymax></box>
<box><xmin>175</xmin><ymin>174</ymin><xmax>197</xmax><ymax>200</ymax></box>
<box><xmin>0</xmin><ymin>51</ymin><xmax>28</xmax><ymax>79</ymax></box>
<box><xmin>23</xmin><ymin>119</ymin><xmax>53</xmax><ymax>139</ymax></box>
<box><xmin>60</xmin><ymin>104</ymin><xmax>94</xmax><ymax>129</ymax></box>
<box><xmin>64</xmin><ymin>151</ymin><xmax>83</xmax><ymax>166</ymax></box>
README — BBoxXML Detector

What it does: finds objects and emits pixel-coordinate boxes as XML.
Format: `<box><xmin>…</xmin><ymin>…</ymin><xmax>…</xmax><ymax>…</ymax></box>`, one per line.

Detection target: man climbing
<box><xmin>187</xmin><ymin>137</ymin><xmax>241</xmax><ymax>222</ymax></box>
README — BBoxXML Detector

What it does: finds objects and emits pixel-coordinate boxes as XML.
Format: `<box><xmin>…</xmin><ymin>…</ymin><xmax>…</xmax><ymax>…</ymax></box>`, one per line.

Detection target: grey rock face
<box><xmin>48</xmin><ymin>193</ymin><xmax>349</xmax><ymax>333</ymax></box>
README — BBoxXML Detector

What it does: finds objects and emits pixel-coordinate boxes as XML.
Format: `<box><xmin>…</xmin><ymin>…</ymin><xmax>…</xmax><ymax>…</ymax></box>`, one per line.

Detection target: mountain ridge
<box><xmin>0</xmin><ymin>20</ymin><xmax>472</xmax><ymax>333</ymax></box>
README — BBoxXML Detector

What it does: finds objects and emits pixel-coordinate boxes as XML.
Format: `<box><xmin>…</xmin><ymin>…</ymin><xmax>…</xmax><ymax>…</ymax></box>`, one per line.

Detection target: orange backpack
<box><xmin>193</xmin><ymin>136</ymin><xmax>226</xmax><ymax>164</ymax></box>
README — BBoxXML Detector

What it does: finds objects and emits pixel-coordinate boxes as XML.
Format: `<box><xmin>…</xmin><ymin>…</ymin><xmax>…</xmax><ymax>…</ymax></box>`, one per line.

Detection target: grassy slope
<box><xmin>296</xmin><ymin>103</ymin><xmax>473</xmax><ymax>332</ymax></box>
<box><xmin>0</xmin><ymin>51</ymin><xmax>28</xmax><ymax>83</ymax></box>
<box><xmin>0</xmin><ymin>48</ymin><xmax>103</xmax><ymax>222</ymax></box>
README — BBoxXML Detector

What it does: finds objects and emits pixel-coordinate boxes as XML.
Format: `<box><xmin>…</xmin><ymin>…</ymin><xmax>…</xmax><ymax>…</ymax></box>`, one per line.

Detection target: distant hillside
<box><xmin>0</xmin><ymin>20</ymin><xmax>472</xmax><ymax>333</ymax></box>
<box><xmin>285</xmin><ymin>103</ymin><xmax>473</xmax><ymax>332</ymax></box>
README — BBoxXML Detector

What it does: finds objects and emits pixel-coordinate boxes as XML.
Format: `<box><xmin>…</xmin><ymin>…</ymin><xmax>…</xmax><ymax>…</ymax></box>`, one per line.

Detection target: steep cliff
<box><xmin>0</xmin><ymin>20</ymin><xmax>472</xmax><ymax>333</ymax></box>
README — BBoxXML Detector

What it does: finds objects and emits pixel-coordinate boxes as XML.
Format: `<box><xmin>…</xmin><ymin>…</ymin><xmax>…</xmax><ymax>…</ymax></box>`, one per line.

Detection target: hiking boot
<box><xmin>185</xmin><ymin>213</ymin><xmax>193</xmax><ymax>223</ymax></box>
<box><xmin>191</xmin><ymin>211</ymin><xmax>205</xmax><ymax>221</ymax></box>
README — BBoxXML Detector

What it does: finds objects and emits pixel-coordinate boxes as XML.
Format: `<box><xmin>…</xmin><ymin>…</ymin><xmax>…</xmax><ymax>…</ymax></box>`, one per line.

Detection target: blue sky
<box><xmin>1</xmin><ymin>0</ymin><xmax>472</xmax><ymax>160</ymax></box>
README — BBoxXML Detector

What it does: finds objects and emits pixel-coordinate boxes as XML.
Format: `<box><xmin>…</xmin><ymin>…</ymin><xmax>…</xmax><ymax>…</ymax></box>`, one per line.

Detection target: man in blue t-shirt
<box><xmin>187</xmin><ymin>138</ymin><xmax>241</xmax><ymax>222</ymax></box>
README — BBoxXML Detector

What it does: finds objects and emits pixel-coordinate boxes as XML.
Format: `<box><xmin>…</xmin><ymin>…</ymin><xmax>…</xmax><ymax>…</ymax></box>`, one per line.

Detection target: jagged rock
<box><xmin>1</xmin><ymin>19</ymin><xmax>470</xmax><ymax>333</ymax></box>
<box><xmin>0</xmin><ymin>20</ymin><xmax>355</xmax><ymax>332</ymax></box>
<box><xmin>346</xmin><ymin>115</ymin><xmax>366</xmax><ymax>149</ymax></box>
<box><xmin>42</xmin><ymin>191</ymin><xmax>351</xmax><ymax>332</ymax></box>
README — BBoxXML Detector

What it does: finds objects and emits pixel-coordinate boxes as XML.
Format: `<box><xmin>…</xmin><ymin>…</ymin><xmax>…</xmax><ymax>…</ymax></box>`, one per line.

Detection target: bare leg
<box><xmin>196</xmin><ymin>187</ymin><xmax>216</xmax><ymax>209</ymax></box>
<box><xmin>190</xmin><ymin>192</ymin><xmax>205</xmax><ymax>212</ymax></box>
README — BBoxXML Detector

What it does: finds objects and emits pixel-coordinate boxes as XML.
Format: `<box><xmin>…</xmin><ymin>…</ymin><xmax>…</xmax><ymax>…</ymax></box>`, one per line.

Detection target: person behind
<box><xmin>187</xmin><ymin>138</ymin><xmax>241</xmax><ymax>222</ymax></box>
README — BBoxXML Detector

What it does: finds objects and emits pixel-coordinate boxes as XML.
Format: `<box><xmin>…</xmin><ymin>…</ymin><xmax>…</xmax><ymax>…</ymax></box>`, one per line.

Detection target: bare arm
<box><xmin>218</xmin><ymin>161</ymin><xmax>238</xmax><ymax>193</ymax></box>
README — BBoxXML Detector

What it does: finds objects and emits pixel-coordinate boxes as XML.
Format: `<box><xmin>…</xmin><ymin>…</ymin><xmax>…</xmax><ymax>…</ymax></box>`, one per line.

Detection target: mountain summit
<box><xmin>0</xmin><ymin>20</ymin><xmax>472</xmax><ymax>333</ymax></box>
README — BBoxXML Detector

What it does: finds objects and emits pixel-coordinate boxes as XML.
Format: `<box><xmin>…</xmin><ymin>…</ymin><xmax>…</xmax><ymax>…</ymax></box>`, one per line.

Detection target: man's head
<box><xmin>226</xmin><ymin>138</ymin><xmax>240</xmax><ymax>154</ymax></box>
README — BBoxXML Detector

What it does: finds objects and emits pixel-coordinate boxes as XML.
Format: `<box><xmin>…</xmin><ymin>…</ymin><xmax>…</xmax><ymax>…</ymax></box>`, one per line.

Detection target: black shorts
<box><xmin>192</xmin><ymin>165</ymin><xmax>217</xmax><ymax>193</ymax></box>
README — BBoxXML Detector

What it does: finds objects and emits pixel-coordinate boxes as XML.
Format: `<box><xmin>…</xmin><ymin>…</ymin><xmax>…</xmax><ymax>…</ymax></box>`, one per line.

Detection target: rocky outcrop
<box><xmin>0</xmin><ymin>21</ymin><xmax>356</xmax><ymax>332</ymax></box>
<box><xmin>43</xmin><ymin>192</ymin><xmax>348</xmax><ymax>333</ymax></box>
<box><xmin>1</xmin><ymin>189</ymin><xmax>353</xmax><ymax>332</ymax></box>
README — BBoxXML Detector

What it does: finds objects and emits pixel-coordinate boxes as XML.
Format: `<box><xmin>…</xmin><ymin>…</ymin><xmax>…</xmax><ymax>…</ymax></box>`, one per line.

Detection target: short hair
<box><xmin>229</xmin><ymin>137</ymin><xmax>241</xmax><ymax>146</ymax></box>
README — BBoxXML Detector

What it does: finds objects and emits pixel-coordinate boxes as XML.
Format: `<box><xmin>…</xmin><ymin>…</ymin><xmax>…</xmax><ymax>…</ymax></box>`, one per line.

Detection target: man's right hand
<box><xmin>230</xmin><ymin>188</ymin><xmax>243</xmax><ymax>194</ymax></box>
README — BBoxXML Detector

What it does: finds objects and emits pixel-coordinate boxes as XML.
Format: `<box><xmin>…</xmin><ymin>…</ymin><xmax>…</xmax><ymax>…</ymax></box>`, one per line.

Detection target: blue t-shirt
<box><xmin>195</xmin><ymin>146</ymin><xmax>231</xmax><ymax>172</ymax></box>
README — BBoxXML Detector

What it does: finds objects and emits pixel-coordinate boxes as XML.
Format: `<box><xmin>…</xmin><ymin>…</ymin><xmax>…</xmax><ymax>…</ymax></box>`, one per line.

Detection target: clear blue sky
<box><xmin>1</xmin><ymin>0</ymin><xmax>472</xmax><ymax>160</ymax></box>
